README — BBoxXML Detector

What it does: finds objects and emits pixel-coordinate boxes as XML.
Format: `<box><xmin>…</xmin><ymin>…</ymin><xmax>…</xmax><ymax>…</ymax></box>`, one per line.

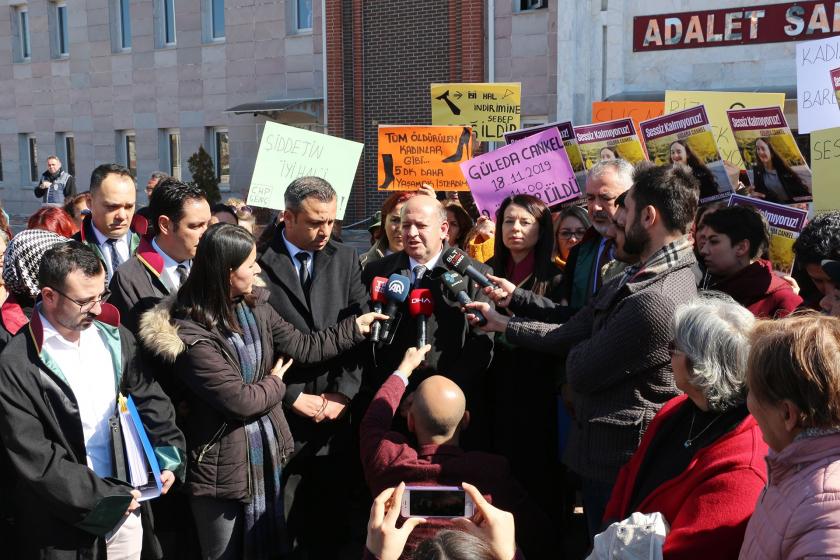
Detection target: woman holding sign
<box><xmin>484</xmin><ymin>194</ymin><xmax>564</xmax><ymax>530</ymax></box>
<box><xmin>750</xmin><ymin>138</ymin><xmax>811</xmax><ymax>204</ymax></box>
<box><xmin>669</xmin><ymin>140</ymin><xmax>721</xmax><ymax>200</ymax></box>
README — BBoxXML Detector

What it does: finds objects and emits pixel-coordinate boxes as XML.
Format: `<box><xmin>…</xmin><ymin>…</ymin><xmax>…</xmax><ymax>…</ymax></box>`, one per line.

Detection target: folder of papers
<box><xmin>118</xmin><ymin>394</ymin><xmax>163</xmax><ymax>501</ymax></box>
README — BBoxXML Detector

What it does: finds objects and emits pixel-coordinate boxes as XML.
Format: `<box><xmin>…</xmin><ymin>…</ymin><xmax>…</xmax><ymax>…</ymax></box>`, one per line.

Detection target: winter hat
<box><xmin>3</xmin><ymin>230</ymin><xmax>68</xmax><ymax>298</ymax></box>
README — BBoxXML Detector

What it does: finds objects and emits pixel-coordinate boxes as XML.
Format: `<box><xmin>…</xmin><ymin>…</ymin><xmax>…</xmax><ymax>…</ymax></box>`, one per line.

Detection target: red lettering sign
<box><xmin>633</xmin><ymin>1</ymin><xmax>840</xmax><ymax>52</ymax></box>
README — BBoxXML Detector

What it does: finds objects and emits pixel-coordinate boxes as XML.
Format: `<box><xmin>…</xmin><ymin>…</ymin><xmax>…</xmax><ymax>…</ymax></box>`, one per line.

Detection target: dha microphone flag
<box><xmin>408</xmin><ymin>288</ymin><xmax>434</xmax><ymax>348</ymax></box>
<box><xmin>380</xmin><ymin>273</ymin><xmax>410</xmax><ymax>342</ymax></box>
<box><xmin>441</xmin><ymin>247</ymin><xmax>495</xmax><ymax>289</ymax></box>
<box><xmin>370</xmin><ymin>276</ymin><xmax>389</xmax><ymax>342</ymax></box>
<box><xmin>440</xmin><ymin>271</ymin><xmax>486</xmax><ymax>326</ymax></box>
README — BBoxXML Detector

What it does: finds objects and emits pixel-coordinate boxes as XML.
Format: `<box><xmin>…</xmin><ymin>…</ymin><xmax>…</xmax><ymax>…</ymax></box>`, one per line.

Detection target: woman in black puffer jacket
<box><xmin>139</xmin><ymin>223</ymin><xmax>383</xmax><ymax>560</ymax></box>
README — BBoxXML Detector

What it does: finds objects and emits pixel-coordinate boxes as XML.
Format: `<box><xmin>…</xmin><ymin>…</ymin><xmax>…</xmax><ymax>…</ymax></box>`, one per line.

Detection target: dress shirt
<box><xmin>152</xmin><ymin>238</ymin><xmax>190</xmax><ymax>291</ymax></box>
<box><xmin>92</xmin><ymin>224</ymin><xmax>131</xmax><ymax>276</ymax></box>
<box><xmin>282</xmin><ymin>230</ymin><xmax>314</xmax><ymax>280</ymax></box>
<box><xmin>408</xmin><ymin>250</ymin><xmax>442</xmax><ymax>285</ymax></box>
<box><xmin>40</xmin><ymin>313</ymin><xmax>117</xmax><ymax>478</ymax></box>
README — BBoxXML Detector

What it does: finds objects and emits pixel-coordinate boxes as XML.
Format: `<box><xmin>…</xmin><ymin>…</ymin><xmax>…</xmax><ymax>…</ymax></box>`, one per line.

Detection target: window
<box><xmin>166</xmin><ymin>130</ymin><xmax>181</xmax><ymax>179</ymax></box>
<box><xmin>213</xmin><ymin>128</ymin><xmax>230</xmax><ymax>184</ymax></box>
<box><xmin>0</xmin><ymin>144</ymin><xmax>4</xmax><ymax>182</ymax></box>
<box><xmin>516</xmin><ymin>0</ymin><xmax>547</xmax><ymax>11</ymax></box>
<box><xmin>164</xmin><ymin>0</ymin><xmax>175</xmax><ymax>45</ymax></box>
<box><xmin>112</xmin><ymin>0</ymin><xmax>132</xmax><ymax>51</ymax></box>
<box><xmin>125</xmin><ymin>134</ymin><xmax>136</xmax><ymax>178</ymax></box>
<box><xmin>14</xmin><ymin>6</ymin><xmax>31</xmax><ymax>62</ymax></box>
<box><xmin>211</xmin><ymin>0</ymin><xmax>224</xmax><ymax>39</ymax></box>
<box><xmin>26</xmin><ymin>135</ymin><xmax>38</xmax><ymax>182</ymax></box>
<box><xmin>64</xmin><ymin>134</ymin><xmax>75</xmax><ymax>176</ymax></box>
<box><xmin>55</xmin><ymin>3</ymin><xmax>69</xmax><ymax>56</ymax></box>
<box><xmin>295</xmin><ymin>0</ymin><xmax>312</xmax><ymax>32</ymax></box>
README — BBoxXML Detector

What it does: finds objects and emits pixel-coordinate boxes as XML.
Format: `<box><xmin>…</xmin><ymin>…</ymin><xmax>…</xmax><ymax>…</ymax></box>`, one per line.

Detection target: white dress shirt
<box><xmin>92</xmin><ymin>224</ymin><xmax>131</xmax><ymax>276</ymax></box>
<box><xmin>40</xmin><ymin>313</ymin><xmax>117</xmax><ymax>478</ymax></box>
<box><xmin>408</xmin><ymin>250</ymin><xmax>442</xmax><ymax>285</ymax></box>
<box><xmin>152</xmin><ymin>238</ymin><xmax>190</xmax><ymax>291</ymax></box>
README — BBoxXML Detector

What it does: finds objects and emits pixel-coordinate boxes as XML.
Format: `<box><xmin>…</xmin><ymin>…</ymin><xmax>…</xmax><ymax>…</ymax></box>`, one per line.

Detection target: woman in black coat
<box><xmin>139</xmin><ymin>223</ymin><xmax>383</xmax><ymax>560</ymax></box>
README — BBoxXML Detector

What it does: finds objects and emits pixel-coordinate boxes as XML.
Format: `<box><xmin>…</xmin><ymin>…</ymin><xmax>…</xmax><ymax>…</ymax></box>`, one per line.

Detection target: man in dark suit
<box><xmin>360</xmin><ymin>196</ymin><xmax>494</xmax><ymax>435</ymax></box>
<box><xmin>257</xmin><ymin>176</ymin><xmax>367</xmax><ymax>558</ymax></box>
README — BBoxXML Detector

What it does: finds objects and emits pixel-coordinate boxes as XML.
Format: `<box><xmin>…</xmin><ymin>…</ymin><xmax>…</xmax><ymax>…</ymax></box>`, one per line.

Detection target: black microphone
<box><xmin>380</xmin><ymin>274</ymin><xmax>410</xmax><ymax>342</ymax></box>
<box><xmin>441</xmin><ymin>247</ymin><xmax>496</xmax><ymax>289</ymax></box>
<box><xmin>441</xmin><ymin>271</ymin><xmax>487</xmax><ymax>326</ymax></box>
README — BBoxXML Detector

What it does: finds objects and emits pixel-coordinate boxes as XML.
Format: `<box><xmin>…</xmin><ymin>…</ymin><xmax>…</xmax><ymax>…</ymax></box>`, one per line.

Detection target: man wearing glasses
<box><xmin>0</xmin><ymin>241</ymin><xmax>185</xmax><ymax>559</ymax></box>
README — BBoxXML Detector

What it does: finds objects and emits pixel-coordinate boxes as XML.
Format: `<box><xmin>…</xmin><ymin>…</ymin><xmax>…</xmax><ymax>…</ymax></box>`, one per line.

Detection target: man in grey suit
<box><xmin>257</xmin><ymin>176</ymin><xmax>368</xmax><ymax>558</ymax></box>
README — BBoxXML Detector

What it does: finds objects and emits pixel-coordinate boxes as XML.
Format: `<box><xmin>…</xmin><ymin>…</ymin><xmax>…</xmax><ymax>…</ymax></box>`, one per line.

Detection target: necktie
<box><xmin>176</xmin><ymin>263</ymin><xmax>189</xmax><ymax>288</ymax></box>
<box><xmin>106</xmin><ymin>239</ymin><xmax>123</xmax><ymax>280</ymax></box>
<box><xmin>296</xmin><ymin>252</ymin><xmax>311</xmax><ymax>293</ymax></box>
<box><xmin>413</xmin><ymin>265</ymin><xmax>426</xmax><ymax>288</ymax></box>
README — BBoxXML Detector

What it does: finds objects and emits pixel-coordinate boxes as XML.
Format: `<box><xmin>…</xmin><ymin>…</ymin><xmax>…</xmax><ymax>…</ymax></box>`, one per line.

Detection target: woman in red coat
<box><xmin>603</xmin><ymin>294</ymin><xmax>769</xmax><ymax>560</ymax></box>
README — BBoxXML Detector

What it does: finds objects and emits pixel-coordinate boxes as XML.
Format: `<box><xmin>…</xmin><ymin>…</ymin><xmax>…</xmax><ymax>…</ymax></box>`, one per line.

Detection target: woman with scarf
<box><xmin>484</xmin><ymin>195</ymin><xmax>564</xmax><ymax>541</ymax></box>
<box><xmin>138</xmin><ymin>223</ymin><xmax>384</xmax><ymax>559</ymax></box>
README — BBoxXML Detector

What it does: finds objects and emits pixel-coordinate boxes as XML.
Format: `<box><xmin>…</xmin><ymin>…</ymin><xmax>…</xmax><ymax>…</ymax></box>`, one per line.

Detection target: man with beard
<box><xmin>35</xmin><ymin>155</ymin><xmax>76</xmax><ymax>205</ymax></box>
<box><xmin>562</xmin><ymin>159</ymin><xmax>634</xmax><ymax>310</ymax></box>
<box><xmin>0</xmin><ymin>241</ymin><xmax>184</xmax><ymax>558</ymax></box>
<box><xmin>468</xmin><ymin>164</ymin><xmax>699</xmax><ymax>541</ymax></box>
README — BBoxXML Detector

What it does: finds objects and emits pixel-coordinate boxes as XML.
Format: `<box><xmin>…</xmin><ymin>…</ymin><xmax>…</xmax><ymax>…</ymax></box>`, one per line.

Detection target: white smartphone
<box><xmin>400</xmin><ymin>485</ymin><xmax>475</xmax><ymax>518</ymax></box>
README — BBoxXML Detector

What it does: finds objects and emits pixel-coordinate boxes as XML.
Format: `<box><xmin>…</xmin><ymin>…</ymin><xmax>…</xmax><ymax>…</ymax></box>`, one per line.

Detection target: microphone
<box><xmin>408</xmin><ymin>288</ymin><xmax>434</xmax><ymax>348</ymax></box>
<box><xmin>440</xmin><ymin>271</ymin><xmax>487</xmax><ymax>326</ymax></box>
<box><xmin>380</xmin><ymin>273</ymin><xmax>410</xmax><ymax>342</ymax></box>
<box><xmin>441</xmin><ymin>247</ymin><xmax>496</xmax><ymax>289</ymax></box>
<box><xmin>369</xmin><ymin>276</ymin><xmax>389</xmax><ymax>342</ymax></box>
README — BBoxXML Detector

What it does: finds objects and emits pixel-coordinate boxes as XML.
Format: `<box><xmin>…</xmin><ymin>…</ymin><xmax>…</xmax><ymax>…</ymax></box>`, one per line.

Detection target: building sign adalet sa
<box><xmin>634</xmin><ymin>1</ymin><xmax>840</xmax><ymax>52</ymax></box>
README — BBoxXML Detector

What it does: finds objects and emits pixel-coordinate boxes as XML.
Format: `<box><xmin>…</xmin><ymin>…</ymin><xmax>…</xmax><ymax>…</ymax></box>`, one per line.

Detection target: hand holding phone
<box><xmin>453</xmin><ymin>482</ymin><xmax>517</xmax><ymax>560</ymax></box>
<box><xmin>400</xmin><ymin>485</ymin><xmax>475</xmax><ymax>519</ymax></box>
<box><xmin>366</xmin><ymin>482</ymin><xmax>426</xmax><ymax>560</ymax></box>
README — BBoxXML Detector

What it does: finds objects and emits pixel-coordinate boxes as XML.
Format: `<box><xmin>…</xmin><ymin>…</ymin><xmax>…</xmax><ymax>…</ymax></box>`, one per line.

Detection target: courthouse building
<box><xmin>0</xmin><ymin>0</ymin><xmax>835</xmax><ymax>221</ymax></box>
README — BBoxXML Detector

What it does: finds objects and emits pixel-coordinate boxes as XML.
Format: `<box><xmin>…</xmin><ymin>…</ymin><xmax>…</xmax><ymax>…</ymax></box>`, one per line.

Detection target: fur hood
<box><xmin>137</xmin><ymin>295</ymin><xmax>185</xmax><ymax>364</ymax></box>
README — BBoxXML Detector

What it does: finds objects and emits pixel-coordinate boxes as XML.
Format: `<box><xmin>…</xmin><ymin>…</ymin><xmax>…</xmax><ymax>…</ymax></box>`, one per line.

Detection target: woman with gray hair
<box><xmin>601</xmin><ymin>294</ymin><xmax>769</xmax><ymax>559</ymax></box>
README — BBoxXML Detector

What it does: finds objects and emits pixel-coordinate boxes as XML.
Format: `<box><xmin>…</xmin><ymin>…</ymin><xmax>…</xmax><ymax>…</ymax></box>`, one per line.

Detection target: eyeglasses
<box><xmin>558</xmin><ymin>229</ymin><xmax>588</xmax><ymax>240</ymax></box>
<box><xmin>49</xmin><ymin>286</ymin><xmax>111</xmax><ymax>313</ymax></box>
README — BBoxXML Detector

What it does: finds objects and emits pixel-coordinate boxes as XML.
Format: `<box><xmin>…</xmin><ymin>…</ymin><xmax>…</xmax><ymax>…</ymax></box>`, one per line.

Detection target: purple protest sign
<box><xmin>460</xmin><ymin>127</ymin><xmax>580</xmax><ymax>218</ymax></box>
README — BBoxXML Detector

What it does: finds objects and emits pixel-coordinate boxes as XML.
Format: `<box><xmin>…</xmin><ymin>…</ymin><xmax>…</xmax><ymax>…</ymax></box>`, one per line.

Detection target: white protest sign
<box><xmin>247</xmin><ymin>122</ymin><xmax>363</xmax><ymax>219</ymax></box>
<box><xmin>796</xmin><ymin>36</ymin><xmax>840</xmax><ymax>134</ymax></box>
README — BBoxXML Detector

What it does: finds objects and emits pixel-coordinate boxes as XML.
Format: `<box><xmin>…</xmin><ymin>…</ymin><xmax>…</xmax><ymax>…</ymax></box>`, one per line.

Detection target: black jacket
<box><xmin>137</xmin><ymin>288</ymin><xmax>367</xmax><ymax>500</ymax></box>
<box><xmin>0</xmin><ymin>303</ymin><xmax>185</xmax><ymax>559</ymax></box>
<box><xmin>361</xmin><ymin>250</ymin><xmax>495</xmax><ymax>399</ymax></box>
<box><xmin>257</xmin><ymin>225</ymin><xmax>368</xmax><ymax>454</ymax></box>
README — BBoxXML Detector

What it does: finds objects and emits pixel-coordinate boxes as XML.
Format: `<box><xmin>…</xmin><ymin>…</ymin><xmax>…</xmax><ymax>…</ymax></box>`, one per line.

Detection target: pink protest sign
<box><xmin>460</xmin><ymin>127</ymin><xmax>581</xmax><ymax>218</ymax></box>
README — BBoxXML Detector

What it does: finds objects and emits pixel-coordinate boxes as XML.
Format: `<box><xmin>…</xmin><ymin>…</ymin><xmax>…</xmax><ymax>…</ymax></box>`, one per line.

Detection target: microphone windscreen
<box><xmin>440</xmin><ymin>271</ymin><xmax>468</xmax><ymax>297</ymax></box>
<box><xmin>408</xmin><ymin>288</ymin><xmax>434</xmax><ymax>317</ymax></box>
<box><xmin>371</xmin><ymin>276</ymin><xmax>389</xmax><ymax>303</ymax></box>
<box><xmin>441</xmin><ymin>247</ymin><xmax>470</xmax><ymax>275</ymax></box>
<box><xmin>385</xmin><ymin>274</ymin><xmax>410</xmax><ymax>303</ymax></box>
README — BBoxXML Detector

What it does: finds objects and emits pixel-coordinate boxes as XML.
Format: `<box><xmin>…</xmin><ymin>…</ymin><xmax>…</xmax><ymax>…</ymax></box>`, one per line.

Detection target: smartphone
<box><xmin>400</xmin><ymin>485</ymin><xmax>475</xmax><ymax>518</ymax></box>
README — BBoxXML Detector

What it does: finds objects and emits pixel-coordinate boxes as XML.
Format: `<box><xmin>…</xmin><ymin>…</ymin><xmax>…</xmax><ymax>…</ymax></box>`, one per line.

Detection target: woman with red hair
<box><xmin>27</xmin><ymin>206</ymin><xmax>78</xmax><ymax>238</ymax></box>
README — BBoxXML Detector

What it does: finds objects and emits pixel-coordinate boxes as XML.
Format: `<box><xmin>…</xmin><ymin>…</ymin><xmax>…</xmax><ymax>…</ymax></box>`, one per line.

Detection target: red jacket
<box><xmin>604</xmin><ymin>395</ymin><xmax>768</xmax><ymax>560</ymax></box>
<box><xmin>712</xmin><ymin>259</ymin><xmax>802</xmax><ymax>318</ymax></box>
<box><xmin>360</xmin><ymin>374</ymin><xmax>553</xmax><ymax>558</ymax></box>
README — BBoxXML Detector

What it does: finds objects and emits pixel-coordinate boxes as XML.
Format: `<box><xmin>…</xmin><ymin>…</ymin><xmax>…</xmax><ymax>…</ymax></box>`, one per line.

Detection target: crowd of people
<box><xmin>0</xmin><ymin>154</ymin><xmax>838</xmax><ymax>560</ymax></box>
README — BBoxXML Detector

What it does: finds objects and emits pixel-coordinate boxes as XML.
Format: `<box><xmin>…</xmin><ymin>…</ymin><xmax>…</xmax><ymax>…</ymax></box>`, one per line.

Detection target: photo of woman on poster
<box><xmin>599</xmin><ymin>146</ymin><xmax>619</xmax><ymax>161</ymax></box>
<box><xmin>669</xmin><ymin>139</ymin><xmax>720</xmax><ymax>200</ymax></box>
<box><xmin>750</xmin><ymin>138</ymin><xmax>812</xmax><ymax>204</ymax></box>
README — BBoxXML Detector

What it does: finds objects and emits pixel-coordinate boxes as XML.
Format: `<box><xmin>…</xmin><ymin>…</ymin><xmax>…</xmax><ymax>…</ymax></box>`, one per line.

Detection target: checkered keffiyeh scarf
<box><xmin>3</xmin><ymin>230</ymin><xmax>68</xmax><ymax>298</ymax></box>
<box><xmin>619</xmin><ymin>236</ymin><xmax>693</xmax><ymax>288</ymax></box>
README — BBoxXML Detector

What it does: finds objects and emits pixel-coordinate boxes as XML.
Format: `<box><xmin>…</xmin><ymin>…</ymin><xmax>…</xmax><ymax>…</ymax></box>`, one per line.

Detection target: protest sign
<box><xmin>728</xmin><ymin>194</ymin><xmax>808</xmax><ymax>274</ymax></box>
<box><xmin>640</xmin><ymin>105</ymin><xmax>734</xmax><ymax>204</ymax></box>
<box><xmin>832</xmin><ymin>67</ymin><xmax>840</xmax><ymax>107</ymax></box>
<box><xmin>246</xmin><ymin>122</ymin><xmax>363</xmax><ymax>219</ymax></box>
<box><xmin>664</xmin><ymin>90</ymin><xmax>785</xmax><ymax>168</ymax></box>
<box><xmin>726</xmin><ymin>107</ymin><xmax>813</xmax><ymax>204</ymax></box>
<box><xmin>460</xmin><ymin>127</ymin><xmax>580</xmax><ymax>218</ymax></box>
<box><xmin>431</xmin><ymin>83</ymin><xmax>521</xmax><ymax>142</ymax></box>
<box><xmin>591</xmin><ymin>101</ymin><xmax>664</xmax><ymax>141</ymax></box>
<box><xmin>810</xmin><ymin>126</ymin><xmax>840</xmax><ymax>213</ymax></box>
<box><xmin>796</xmin><ymin>36</ymin><xmax>840</xmax><ymax>133</ymax></box>
<box><xmin>574</xmin><ymin>118</ymin><xmax>647</xmax><ymax>169</ymax></box>
<box><xmin>504</xmin><ymin>121</ymin><xmax>587</xmax><ymax>192</ymax></box>
<box><xmin>377</xmin><ymin>125</ymin><xmax>472</xmax><ymax>192</ymax></box>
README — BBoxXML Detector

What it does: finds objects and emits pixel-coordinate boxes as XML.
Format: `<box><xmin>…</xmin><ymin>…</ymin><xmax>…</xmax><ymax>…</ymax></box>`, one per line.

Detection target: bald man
<box><xmin>360</xmin><ymin>196</ymin><xmax>493</xmax><ymax>443</ymax></box>
<box><xmin>360</xmin><ymin>345</ymin><xmax>554</xmax><ymax>558</ymax></box>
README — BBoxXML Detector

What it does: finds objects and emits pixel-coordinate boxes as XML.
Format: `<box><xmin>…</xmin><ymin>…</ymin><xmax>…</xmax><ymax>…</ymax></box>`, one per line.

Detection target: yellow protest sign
<box><xmin>810</xmin><ymin>126</ymin><xmax>840</xmax><ymax>213</ymax></box>
<box><xmin>664</xmin><ymin>91</ymin><xmax>785</xmax><ymax>168</ymax></box>
<box><xmin>431</xmin><ymin>83</ymin><xmax>521</xmax><ymax>142</ymax></box>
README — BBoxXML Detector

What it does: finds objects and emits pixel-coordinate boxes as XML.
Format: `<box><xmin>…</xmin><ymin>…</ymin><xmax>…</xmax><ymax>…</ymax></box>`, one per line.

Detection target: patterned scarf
<box><xmin>618</xmin><ymin>236</ymin><xmax>693</xmax><ymax>288</ymax></box>
<box><xmin>227</xmin><ymin>302</ymin><xmax>287</xmax><ymax>559</ymax></box>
